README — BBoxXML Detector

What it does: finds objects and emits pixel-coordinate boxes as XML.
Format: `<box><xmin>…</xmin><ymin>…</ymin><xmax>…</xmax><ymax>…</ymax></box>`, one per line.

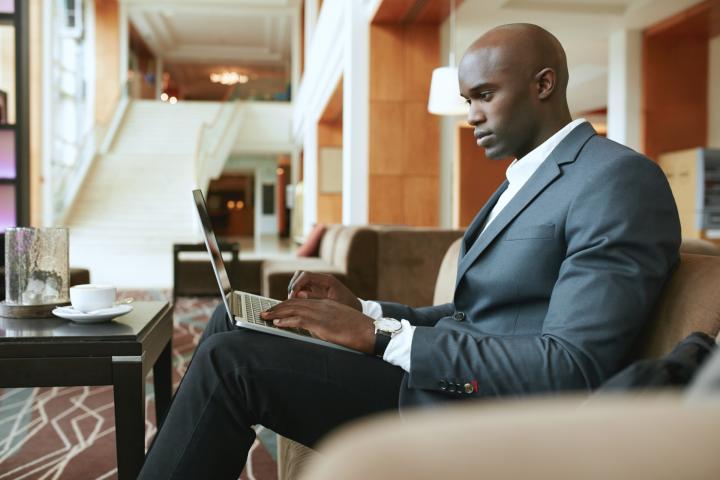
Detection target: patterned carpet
<box><xmin>0</xmin><ymin>291</ymin><xmax>278</xmax><ymax>480</ymax></box>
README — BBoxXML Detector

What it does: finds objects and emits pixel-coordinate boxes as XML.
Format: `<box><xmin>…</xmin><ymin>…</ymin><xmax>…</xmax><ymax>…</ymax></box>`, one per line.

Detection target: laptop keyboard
<box><xmin>237</xmin><ymin>293</ymin><xmax>311</xmax><ymax>337</ymax></box>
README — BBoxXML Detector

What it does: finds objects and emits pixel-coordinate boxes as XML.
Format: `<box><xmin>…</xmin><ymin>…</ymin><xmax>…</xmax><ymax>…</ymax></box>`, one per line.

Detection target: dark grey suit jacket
<box><xmin>380</xmin><ymin>123</ymin><xmax>681</xmax><ymax>408</ymax></box>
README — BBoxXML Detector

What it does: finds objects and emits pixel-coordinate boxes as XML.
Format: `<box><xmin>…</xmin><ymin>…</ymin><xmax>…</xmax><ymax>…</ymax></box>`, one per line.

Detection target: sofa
<box><xmin>277</xmin><ymin>239</ymin><xmax>720</xmax><ymax>479</ymax></box>
<box><xmin>300</xmin><ymin>392</ymin><xmax>720</xmax><ymax>479</ymax></box>
<box><xmin>261</xmin><ymin>225</ymin><xmax>463</xmax><ymax>304</ymax></box>
<box><xmin>171</xmin><ymin>225</ymin><xmax>463</xmax><ymax>305</ymax></box>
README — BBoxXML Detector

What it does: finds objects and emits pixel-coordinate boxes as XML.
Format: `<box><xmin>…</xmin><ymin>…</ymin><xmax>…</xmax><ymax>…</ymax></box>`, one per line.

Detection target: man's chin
<box><xmin>483</xmin><ymin>146</ymin><xmax>508</xmax><ymax>160</ymax></box>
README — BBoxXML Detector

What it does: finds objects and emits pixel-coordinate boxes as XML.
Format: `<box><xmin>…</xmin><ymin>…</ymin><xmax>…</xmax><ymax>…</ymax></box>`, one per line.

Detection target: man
<box><xmin>140</xmin><ymin>23</ymin><xmax>680</xmax><ymax>479</ymax></box>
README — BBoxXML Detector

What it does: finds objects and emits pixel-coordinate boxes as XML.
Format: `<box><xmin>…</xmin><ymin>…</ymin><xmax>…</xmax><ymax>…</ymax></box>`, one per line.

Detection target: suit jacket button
<box><xmin>453</xmin><ymin>312</ymin><xmax>465</xmax><ymax>321</ymax></box>
<box><xmin>464</xmin><ymin>383</ymin><xmax>474</xmax><ymax>394</ymax></box>
<box><xmin>439</xmin><ymin>380</ymin><xmax>447</xmax><ymax>391</ymax></box>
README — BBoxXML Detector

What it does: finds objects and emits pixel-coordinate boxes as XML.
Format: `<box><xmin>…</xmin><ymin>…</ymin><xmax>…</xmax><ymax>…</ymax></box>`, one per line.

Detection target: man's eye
<box><xmin>478</xmin><ymin>92</ymin><xmax>492</xmax><ymax>101</ymax></box>
<box><xmin>464</xmin><ymin>98</ymin><xmax>471</xmax><ymax>105</ymax></box>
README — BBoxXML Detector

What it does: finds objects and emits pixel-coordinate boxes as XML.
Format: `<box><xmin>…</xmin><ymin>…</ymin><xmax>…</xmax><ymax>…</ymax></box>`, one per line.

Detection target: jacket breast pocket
<box><xmin>504</xmin><ymin>223</ymin><xmax>556</xmax><ymax>241</ymax></box>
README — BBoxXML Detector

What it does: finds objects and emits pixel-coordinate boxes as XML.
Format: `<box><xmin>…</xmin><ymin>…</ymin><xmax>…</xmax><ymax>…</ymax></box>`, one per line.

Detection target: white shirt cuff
<box><xmin>359</xmin><ymin>299</ymin><xmax>383</xmax><ymax>320</ymax></box>
<box><xmin>382</xmin><ymin>320</ymin><xmax>415</xmax><ymax>372</ymax></box>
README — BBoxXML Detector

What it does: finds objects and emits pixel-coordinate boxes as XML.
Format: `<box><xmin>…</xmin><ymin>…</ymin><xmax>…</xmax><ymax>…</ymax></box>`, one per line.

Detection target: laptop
<box><xmin>192</xmin><ymin>189</ymin><xmax>360</xmax><ymax>354</ymax></box>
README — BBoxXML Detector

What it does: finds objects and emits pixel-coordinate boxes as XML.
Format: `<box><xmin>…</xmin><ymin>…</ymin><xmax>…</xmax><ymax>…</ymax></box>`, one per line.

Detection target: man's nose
<box><xmin>467</xmin><ymin>106</ymin><xmax>485</xmax><ymax>126</ymax></box>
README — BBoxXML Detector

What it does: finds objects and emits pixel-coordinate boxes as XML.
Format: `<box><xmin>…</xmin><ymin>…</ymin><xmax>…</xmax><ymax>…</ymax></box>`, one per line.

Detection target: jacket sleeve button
<box><xmin>453</xmin><ymin>312</ymin><xmax>465</xmax><ymax>321</ymax></box>
<box><xmin>439</xmin><ymin>380</ymin><xmax>447</xmax><ymax>391</ymax></box>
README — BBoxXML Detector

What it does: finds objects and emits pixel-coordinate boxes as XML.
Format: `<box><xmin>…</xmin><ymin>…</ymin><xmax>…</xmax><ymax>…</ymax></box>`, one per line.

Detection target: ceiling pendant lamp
<box><xmin>427</xmin><ymin>0</ymin><xmax>468</xmax><ymax>116</ymax></box>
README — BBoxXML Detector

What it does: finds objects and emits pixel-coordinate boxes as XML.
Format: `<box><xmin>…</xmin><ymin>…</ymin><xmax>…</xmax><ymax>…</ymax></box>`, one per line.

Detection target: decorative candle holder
<box><xmin>3</xmin><ymin>227</ymin><xmax>69</xmax><ymax>307</ymax></box>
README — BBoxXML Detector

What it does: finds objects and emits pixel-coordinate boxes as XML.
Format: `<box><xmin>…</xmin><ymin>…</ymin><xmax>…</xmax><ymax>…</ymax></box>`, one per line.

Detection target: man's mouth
<box><xmin>475</xmin><ymin>131</ymin><xmax>494</xmax><ymax>147</ymax></box>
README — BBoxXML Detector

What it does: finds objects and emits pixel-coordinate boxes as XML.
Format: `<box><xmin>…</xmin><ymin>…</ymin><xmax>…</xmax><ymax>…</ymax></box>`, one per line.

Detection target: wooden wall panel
<box><xmin>369</xmin><ymin>175</ymin><xmax>406</xmax><ymax>224</ymax></box>
<box><xmin>403</xmin><ymin>102</ymin><xmax>438</xmax><ymax>176</ymax></box>
<box><xmin>404</xmin><ymin>176</ymin><xmax>439</xmax><ymax>226</ymax></box>
<box><xmin>369</xmin><ymin>102</ymin><xmax>405</xmax><ymax>175</ymax></box>
<box><xmin>642</xmin><ymin>0</ymin><xmax>720</xmax><ymax>160</ymax></box>
<box><xmin>643</xmin><ymin>34</ymin><xmax>708</xmax><ymax>160</ymax></box>
<box><xmin>368</xmin><ymin>24</ymin><xmax>440</xmax><ymax>226</ymax></box>
<box><xmin>369</xmin><ymin>26</ymin><xmax>405</xmax><ymax>101</ymax></box>
<box><xmin>402</xmin><ymin>26</ymin><xmax>438</xmax><ymax>101</ymax></box>
<box><xmin>317</xmin><ymin>193</ymin><xmax>342</xmax><ymax>224</ymax></box>
<box><xmin>317</xmin><ymin>121</ymin><xmax>342</xmax><ymax>147</ymax></box>
<box><xmin>95</xmin><ymin>0</ymin><xmax>120</xmax><ymax>123</ymax></box>
<box><xmin>317</xmin><ymin>97</ymin><xmax>343</xmax><ymax>224</ymax></box>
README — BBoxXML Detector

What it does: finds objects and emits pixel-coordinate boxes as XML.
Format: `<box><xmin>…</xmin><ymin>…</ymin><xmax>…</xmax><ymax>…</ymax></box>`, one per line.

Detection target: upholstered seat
<box><xmin>278</xmin><ymin>242</ymin><xmax>720</xmax><ymax>479</ymax></box>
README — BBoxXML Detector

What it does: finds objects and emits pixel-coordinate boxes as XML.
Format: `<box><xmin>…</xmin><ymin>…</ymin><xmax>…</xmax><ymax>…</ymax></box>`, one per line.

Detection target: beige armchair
<box><xmin>300</xmin><ymin>393</ymin><xmax>720</xmax><ymax>480</ymax></box>
<box><xmin>278</xmin><ymin>243</ymin><xmax>720</xmax><ymax>479</ymax></box>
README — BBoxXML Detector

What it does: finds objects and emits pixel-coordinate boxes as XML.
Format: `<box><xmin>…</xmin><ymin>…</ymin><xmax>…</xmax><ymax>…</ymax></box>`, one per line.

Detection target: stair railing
<box><xmin>194</xmin><ymin>92</ymin><xmax>245</xmax><ymax>194</ymax></box>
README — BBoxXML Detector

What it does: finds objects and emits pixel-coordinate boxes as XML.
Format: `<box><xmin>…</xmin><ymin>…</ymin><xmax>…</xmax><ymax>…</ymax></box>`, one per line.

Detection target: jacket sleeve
<box><xmin>407</xmin><ymin>156</ymin><xmax>681</xmax><ymax>396</ymax></box>
<box><xmin>378</xmin><ymin>302</ymin><xmax>455</xmax><ymax>327</ymax></box>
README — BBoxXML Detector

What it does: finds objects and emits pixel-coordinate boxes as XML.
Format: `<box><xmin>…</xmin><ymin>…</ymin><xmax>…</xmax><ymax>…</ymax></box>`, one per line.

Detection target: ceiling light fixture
<box><xmin>210</xmin><ymin>71</ymin><xmax>249</xmax><ymax>86</ymax></box>
<box><xmin>427</xmin><ymin>0</ymin><xmax>468</xmax><ymax>116</ymax></box>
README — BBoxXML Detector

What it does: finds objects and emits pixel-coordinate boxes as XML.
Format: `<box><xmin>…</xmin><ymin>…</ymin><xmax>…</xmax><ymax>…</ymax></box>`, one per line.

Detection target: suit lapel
<box><xmin>455</xmin><ymin>122</ymin><xmax>597</xmax><ymax>289</ymax></box>
<box><xmin>461</xmin><ymin>181</ymin><xmax>508</xmax><ymax>257</ymax></box>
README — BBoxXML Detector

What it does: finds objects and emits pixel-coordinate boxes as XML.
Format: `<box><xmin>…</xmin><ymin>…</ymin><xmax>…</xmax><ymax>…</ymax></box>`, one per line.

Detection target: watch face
<box><xmin>375</xmin><ymin>318</ymin><xmax>401</xmax><ymax>333</ymax></box>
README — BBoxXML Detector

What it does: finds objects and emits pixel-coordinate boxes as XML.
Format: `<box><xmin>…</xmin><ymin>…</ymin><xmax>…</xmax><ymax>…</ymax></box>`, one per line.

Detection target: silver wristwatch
<box><xmin>373</xmin><ymin>318</ymin><xmax>402</xmax><ymax>357</ymax></box>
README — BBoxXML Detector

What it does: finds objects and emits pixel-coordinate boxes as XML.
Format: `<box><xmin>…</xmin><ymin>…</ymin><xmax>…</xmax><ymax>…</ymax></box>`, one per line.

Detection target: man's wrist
<box><xmin>373</xmin><ymin>318</ymin><xmax>402</xmax><ymax>357</ymax></box>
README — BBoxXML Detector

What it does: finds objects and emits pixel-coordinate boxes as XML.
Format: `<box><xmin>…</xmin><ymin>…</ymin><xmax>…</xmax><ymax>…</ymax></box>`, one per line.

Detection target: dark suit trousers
<box><xmin>138</xmin><ymin>304</ymin><xmax>404</xmax><ymax>480</ymax></box>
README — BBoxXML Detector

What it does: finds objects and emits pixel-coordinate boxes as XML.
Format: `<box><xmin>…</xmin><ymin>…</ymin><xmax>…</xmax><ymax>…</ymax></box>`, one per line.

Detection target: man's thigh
<box><xmin>194</xmin><ymin>328</ymin><xmax>404</xmax><ymax>447</ymax></box>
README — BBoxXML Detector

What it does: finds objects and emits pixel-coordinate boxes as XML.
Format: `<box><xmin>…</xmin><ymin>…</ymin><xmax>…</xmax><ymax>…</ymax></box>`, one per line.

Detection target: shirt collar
<box><xmin>505</xmin><ymin>118</ymin><xmax>588</xmax><ymax>187</ymax></box>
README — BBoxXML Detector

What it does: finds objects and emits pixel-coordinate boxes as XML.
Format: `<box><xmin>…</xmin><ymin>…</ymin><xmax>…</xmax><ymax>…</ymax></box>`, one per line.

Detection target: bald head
<box><xmin>458</xmin><ymin>23</ymin><xmax>572</xmax><ymax>159</ymax></box>
<box><xmin>464</xmin><ymin>23</ymin><xmax>569</xmax><ymax>100</ymax></box>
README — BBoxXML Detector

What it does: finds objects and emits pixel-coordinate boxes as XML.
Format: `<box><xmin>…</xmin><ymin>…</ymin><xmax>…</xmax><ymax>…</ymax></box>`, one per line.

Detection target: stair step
<box><xmin>64</xmin><ymin>100</ymin><xmax>228</xmax><ymax>287</ymax></box>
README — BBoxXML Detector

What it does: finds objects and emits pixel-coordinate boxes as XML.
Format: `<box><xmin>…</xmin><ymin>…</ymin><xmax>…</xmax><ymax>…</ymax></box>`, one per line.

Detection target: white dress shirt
<box><xmin>363</xmin><ymin>118</ymin><xmax>589</xmax><ymax>372</ymax></box>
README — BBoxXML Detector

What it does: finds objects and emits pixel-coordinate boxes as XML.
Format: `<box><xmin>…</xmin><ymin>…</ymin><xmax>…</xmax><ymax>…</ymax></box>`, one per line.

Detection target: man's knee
<box><xmin>202</xmin><ymin>303</ymin><xmax>234</xmax><ymax>337</ymax></box>
<box><xmin>194</xmin><ymin>329</ymin><xmax>275</xmax><ymax>373</ymax></box>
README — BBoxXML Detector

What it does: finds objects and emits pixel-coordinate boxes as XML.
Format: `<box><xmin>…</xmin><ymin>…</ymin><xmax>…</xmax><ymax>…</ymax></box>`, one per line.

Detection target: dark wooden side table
<box><xmin>0</xmin><ymin>301</ymin><xmax>173</xmax><ymax>480</ymax></box>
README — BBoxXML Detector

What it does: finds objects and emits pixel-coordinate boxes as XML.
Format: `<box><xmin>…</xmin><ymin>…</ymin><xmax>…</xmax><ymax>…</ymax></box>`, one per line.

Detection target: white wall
<box><xmin>607</xmin><ymin>30</ymin><xmax>642</xmax><ymax>151</ymax></box>
<box><xmin>232</xmin><ymin>101</ymin><xmax>294</xmax><ymax>154</ymax></box>
<box><xmin>709</xmin><ymin>35</ymin><xmax>720</xmax><ymax>149</ymax></box>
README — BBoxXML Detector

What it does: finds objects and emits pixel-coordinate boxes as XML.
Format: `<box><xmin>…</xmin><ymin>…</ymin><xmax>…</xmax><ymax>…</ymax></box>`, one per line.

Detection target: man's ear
<box><xmin>534</xmin><ymin>67</ymin><xmax>556</xmax><ymax>100</ymax></box>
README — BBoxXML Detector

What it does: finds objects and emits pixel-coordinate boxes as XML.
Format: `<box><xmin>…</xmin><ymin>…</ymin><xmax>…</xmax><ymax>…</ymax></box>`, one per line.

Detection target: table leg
<box><xmin>113</xmin><ymin>357</ymin><xmax>145</xmax><ymax>480</ymax></box>
<box><xmin>153</xmin><ymin>340</ymin><xmax>172</xmax><ymax>429</ymax></box>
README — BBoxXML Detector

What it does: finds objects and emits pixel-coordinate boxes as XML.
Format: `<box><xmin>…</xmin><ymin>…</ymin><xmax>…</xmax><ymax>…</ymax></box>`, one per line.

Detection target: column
<box><xmin>342</xmin><ymin>0</ymin><xmax>369</xmax><ymax>225</ymax></box>
<box><xmin>303</xmin><ymin>122</ymin><xmax>318</xmax><ymax>235</ymax></box>
<box><xmin>607</xmin><ymin>30</ymin><xmax>642</xmax><ymax>152</ymax></box>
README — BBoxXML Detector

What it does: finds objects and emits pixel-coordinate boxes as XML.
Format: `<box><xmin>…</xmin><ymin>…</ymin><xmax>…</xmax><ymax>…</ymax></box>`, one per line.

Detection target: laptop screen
<box><xmin>192</xmin><ymin>189</ymin><xmax>234</xmax><ymax>315</ymax></box>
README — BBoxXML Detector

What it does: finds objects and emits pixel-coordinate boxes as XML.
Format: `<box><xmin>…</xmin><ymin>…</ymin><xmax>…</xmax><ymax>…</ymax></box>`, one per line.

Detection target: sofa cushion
<box><xmin>262</xmin><ymin>258</ymin><xmax>345</xmax><ymax>299</ymax></box>
<box><xmin>433</xmin><ymin>238</ymin><xmax>462</xmax><ymax>306</ymax></box>
<box><xmin>333</xmin><ymin>227</ymin><xmax>378</xmax><ymax>300</ymax></box>
<box><xmin>634</xmin><ymin>253</ymin><xmax>720</xmax><ymax>359</ymax></box>
<box><xmin>297</xmin><ymin>224</ymin><xmax>326</xmax><ymax>257</ymax></box>
<box><xmin>319</xmin><ymin>225</ymin><xmax>343</xmax><ymax>263</ymax></box>
<box><xmin>373</xmin><ymin>228</ymin><xmax>464</xmax><ymax>306</ymax></box>
<box><xmin>680</xmin><ymin>238</ymin><xmax>720</xmax><ymax>256</ymax></box>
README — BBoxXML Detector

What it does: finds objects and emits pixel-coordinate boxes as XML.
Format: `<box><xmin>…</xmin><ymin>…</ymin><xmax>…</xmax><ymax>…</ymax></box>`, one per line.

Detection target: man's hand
<box><xmin>287</xmin><ymin>271</ymin><xmax>362</xmax><ymax>311</ymax></box>
<box><xmin>261</xmin><ymin>298</ymin><xmax>375</xmax><ymax>354</ymax></box>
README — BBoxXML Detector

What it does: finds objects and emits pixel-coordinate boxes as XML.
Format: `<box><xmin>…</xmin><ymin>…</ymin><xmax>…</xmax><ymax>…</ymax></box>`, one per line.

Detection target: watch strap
<box><xmin>374</xmin><ymin>330</ymin><xmax>392</xmax><ymax>358</ymax></box>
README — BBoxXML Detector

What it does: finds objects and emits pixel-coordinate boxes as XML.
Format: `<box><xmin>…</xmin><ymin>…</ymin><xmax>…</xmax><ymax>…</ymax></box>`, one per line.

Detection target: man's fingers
<box><xmin>272</xmin><ymin>316</ymin><xmax>303</xmax><ymax>329</ymax></box>
<box><xmin>288</xmin><ymin>270</ymin><xmax>305</xmax><ymax>298</ymax></box>
<box><xmin>296</xmin><ymin>290</ymin><xmax>327</xmax><ymax>299</ymax></box>
<box><xmin>262</xmin><ymin>299</ymin><xmax>315</xmax><ymax>319</ymax></box>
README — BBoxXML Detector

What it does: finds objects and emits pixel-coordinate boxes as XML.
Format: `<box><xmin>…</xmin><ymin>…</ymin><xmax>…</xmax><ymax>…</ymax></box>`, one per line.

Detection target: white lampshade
<box><xmin>427</xmin><ymin>66</ymin><xmax>468</xmax><ymax>116</ymax></box>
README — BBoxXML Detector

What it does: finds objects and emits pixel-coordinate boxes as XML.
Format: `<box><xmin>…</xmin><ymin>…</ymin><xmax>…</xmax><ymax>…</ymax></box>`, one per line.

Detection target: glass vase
<box><xmin>4</xmin><ymin>227</ymin><xmax>69</xmax><ymax>305</ymax></box>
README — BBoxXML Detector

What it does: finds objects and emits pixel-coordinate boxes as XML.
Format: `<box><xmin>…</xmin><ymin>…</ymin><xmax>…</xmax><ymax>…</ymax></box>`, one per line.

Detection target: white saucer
<box><xmin>52</xmin><ymin>304</ymin><xmax>133</xmax><ymax>324</ymax></box>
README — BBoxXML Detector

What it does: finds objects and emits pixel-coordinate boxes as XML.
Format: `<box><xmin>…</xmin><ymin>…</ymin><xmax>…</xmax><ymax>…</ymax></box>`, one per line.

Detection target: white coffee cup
<box><xmin>70</xmin><ymin>284</ymin><xmax>117</xmax><ymax>313</ymax></box>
